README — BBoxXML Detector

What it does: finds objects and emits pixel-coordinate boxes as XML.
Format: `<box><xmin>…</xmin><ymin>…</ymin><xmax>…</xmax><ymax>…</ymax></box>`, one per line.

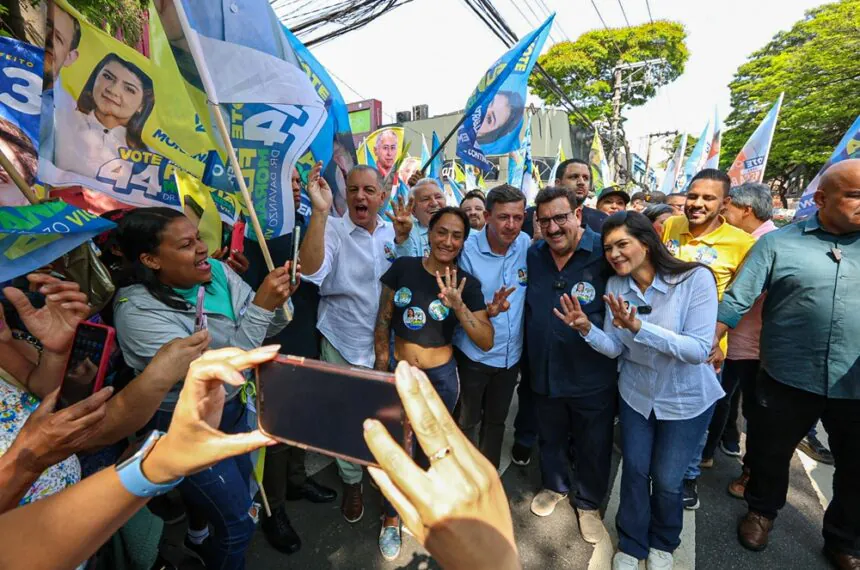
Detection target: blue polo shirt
<box><xmin>526</xmin><ymin>228</ymin><xmax>617</xmax><ymax>397</ymax></box>
<box><xmin>455</xmin><ymin>229</ymin><xmax>530</xmax><ymax>368</ymax></box>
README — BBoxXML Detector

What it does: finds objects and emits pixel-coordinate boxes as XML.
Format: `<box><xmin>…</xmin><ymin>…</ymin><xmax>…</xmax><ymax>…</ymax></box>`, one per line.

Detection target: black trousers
<box><xmin>702</xmin><ymin>359</ymin><xmax>759</xmax><ymax>461</ymax></box>
<box><xmin>534</xmin><ymin>388</ymin><xmax>616</xmax><ymax>511</ymax></box>
<box><xmin>745</xmin><ymin>371</ymin><xmax>860</xmax><ymax>555</ymax></box>
<box><xmin>453</xmin><ymin>349</ymin><xmax>519</xmax><ymax>469</ymax></box>
<box><xmin>262</xmin><ymin>444</ymin><xmax>308</xmax><ymax>510</ymax></box>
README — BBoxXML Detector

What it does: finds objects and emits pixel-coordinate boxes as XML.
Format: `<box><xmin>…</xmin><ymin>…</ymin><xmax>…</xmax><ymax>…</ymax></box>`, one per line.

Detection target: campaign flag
<box><xmin>728</xmin><ymin>93</ymin><xmax>784</xmax><ymax>187</ymax></box>
<box><xmin>704</xmin><ymin>107</ymin><xmax>722</xmax><ymax>170</ymax></box>
<box><xmin>174</xmin><ymin>169</ymin><xmax>225</xmax><ymax>254</ymax></box>
<box><xmin>590</xmin><ymin>131</ymin><xmax>612</xmax><ymax>191</ymax></box>
<box><xmin>456</xmin><ymin>15</ymin><xmax>554</xmax><ymax>172</ymax></box>
<box><xmin>795</xmin><ymin>114</ymin><xmax>860</xmax><ymax>220</ymax></box>
<box><xmin>421</xmin><ymin>134</ymin><xmax>430</xmax><ymax>169</ymax></box>
<box><xmin>442</xmin><ymin>177</ymin><xmax>464</xmax><ymax>207</ymax></box>
<box><xmin>548</xmin><ymin>140</ymin><xmax>567</xmax><ymax>184</ymax></box>
<box><xmin>157</xmin><ymin>0</ymin><xmax>328</xmax><ymax>239</ymax></box>
<box><xmin>0</xmin><ymin>201</ymin><xmax>115</xmax><ymax>282</ymax></box>
<box><xmin>464</xmin><ymin>164</ymin><xmax>478</xmax><ymax>190</ymax></box>
<box><xmin>0</xmin><ymin>37</ymin><xmax>43</xmax><ymax>207</ymax></box>
<box><xmin>282</xmin><ymin>25</ymin><xmax>356</xmax><ymax>220</ymax></box>
<box><xmin>660</xmin><ymin>133</ymin><xmax>687</xmax><ymax>195</ymax></box>
<box><xmin>678</xmin><ymin>118</ymin><xmax>715</xmax><ymax>191</ymax></box>
<box><xmin>429</xmin><ymin>132</ymin><xmax>444</xmax><ymax>181</ymax></box>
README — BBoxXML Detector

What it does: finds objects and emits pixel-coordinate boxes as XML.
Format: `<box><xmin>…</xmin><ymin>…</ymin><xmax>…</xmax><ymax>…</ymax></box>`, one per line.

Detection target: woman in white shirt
<box><xmin>53</xmin><ymin>53</ymin><xmax>153</xmax><ymax>179</ymax></box>
<box><xmin>555</xmin><ymin>211</ymin><xmax>722</xmax><ymax>570</ymax></box>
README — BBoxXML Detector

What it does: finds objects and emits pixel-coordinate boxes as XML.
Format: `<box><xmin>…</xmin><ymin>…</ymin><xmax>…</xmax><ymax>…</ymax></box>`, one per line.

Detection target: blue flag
<box><xmin>456</xmin><ymin>15</ymin><xmax>554</xmax><ymax>172</ymax></box>
<box><xmin>429</xmin><ymin>132</ymin><xmax>444</xmax><ymax>181</ymax></box>
<box><xmin>0</xmin><ymin>37</ymin><xmax>43</xmax><ymax>206</ymax></box>
<box><xmin>0</xmin><ymin>202</ymin><xmax>116</xmax><ymax>282</ymax></box>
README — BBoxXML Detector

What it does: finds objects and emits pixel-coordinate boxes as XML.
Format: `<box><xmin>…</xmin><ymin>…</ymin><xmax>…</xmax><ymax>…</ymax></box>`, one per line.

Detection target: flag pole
<box><xmin>0</xmin><ymin>146</ymin><xmax>38</xmax><ymax>204</ymax></box>
<box><xmin>420</xmin><ymin>112</ymin><xmax>471</xmax><ymax>173</ymax></box>
<box><xmin>209</xmin><ymin>102</ymin><xmax>293</xmax><ymax>322</ymax></box>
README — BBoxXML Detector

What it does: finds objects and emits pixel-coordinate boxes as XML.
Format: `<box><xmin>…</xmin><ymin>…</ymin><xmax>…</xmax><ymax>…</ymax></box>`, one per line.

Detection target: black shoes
<box><xmin>511</xmin><ymin>442</ymin><xmax>532</xmax><ymax>466</ymax></box>
<box><xmin>261</xmin><ymin>505</ymin><xmax>302</xmax><ymax>554</ymax></box>
<box><xmin>683</xmin><ymin>478</ymin><xmax>700</xmax><ymax>510</ymax></box>
<box><xmin>286</xmin><ymin>478</ymin><xmax>337</xmax><ymax>503</ymax></box>
<box><xmin>797</xmin><ymin>434</ymin><xmax>835</xmax><ymax>465</ymax></box>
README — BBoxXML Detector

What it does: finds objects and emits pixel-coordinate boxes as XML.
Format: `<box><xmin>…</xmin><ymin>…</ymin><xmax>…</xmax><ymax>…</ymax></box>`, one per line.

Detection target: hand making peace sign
<box><xmin>435</xmin><ymin>267</ymin><xmax>466</xmax><ymax>311</ymax></box>
<box><xmin>486</xmin><ymin>286</ymin><xmax>517</xmax><ymax>318</ymax></box>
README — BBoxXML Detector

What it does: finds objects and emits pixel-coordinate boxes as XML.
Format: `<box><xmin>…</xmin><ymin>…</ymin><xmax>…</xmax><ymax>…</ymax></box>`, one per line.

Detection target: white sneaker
<box><xmin>612</xmin><ymin>551</ymin><xmax>639</xmax><ymax>570</ymax></box>
<box><xmin>647</xmin><ymin>548</ymin><xmax>674</xmax><ymax>570</ymax></box>
<box><xmin>530</xmin><ymin>488</ymin><xmax>568</xmax><ymax>517</ymax></box>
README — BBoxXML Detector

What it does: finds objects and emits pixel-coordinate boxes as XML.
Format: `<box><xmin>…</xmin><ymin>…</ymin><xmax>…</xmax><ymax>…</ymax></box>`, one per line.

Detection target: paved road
<box><xmin>236</xmin><ymin>398</ymin><xmax>835</xmax><ymax>569</ymax></box>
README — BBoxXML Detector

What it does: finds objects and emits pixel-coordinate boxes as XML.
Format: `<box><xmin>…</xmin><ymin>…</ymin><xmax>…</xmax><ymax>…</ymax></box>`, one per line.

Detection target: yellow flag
<box><xmin>174</xmin><ymin>170</ymin><xmax>222</xmax><ymax>254</ymax></box>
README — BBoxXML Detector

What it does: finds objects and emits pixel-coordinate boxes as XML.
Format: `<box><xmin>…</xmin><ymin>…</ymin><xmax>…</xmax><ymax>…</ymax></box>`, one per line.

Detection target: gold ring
<box><xmin>429</xmin><ymin>446</ymin><xmax>452</xmax><ymax>462</ymax></box>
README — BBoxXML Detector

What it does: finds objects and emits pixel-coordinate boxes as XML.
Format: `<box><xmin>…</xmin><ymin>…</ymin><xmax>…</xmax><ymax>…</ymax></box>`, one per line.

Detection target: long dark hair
<box><xmin>476</xmin><ymin>90</ymin><xmax>525</xmax><ymax>145</ymax></box>
<box><xmin>116</xmin><ymin>207</ymin><xmax>189</xmax><ymax>310</ymax></box>
<box><xmin>602</xmin><ymin>211</ymin><xmax>713</xmax><ymax>284</ymax></box>
<box><xmin>77</xmin><ymin>53</ymin><xmax>154</xmax><ymax>150</ymax></box>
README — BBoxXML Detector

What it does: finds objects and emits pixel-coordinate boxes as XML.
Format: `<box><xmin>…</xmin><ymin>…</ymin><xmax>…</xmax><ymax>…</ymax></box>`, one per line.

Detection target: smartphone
<box><xmin>256</xmin><ymin>356</ymin><xmax>412</xmax><ymax>466</ymax></box>
<box><xmin>59</xmin><ymin>322</ymin><xmax>116</xmax><ymax>409</ymax></box>
<box><xmin>194</xmin><ymin>286</ymin><xmax>208</xmax><ymax>333</ymax></box>
<box><xmin>230</xmin><ymin>221</ymin><xmax>246</xmax><ymax>254</ymax></box>
<box><xmin>290</xmin><ymin>226</ymin><xmax>301</xmax><ymax>286</ymax></box>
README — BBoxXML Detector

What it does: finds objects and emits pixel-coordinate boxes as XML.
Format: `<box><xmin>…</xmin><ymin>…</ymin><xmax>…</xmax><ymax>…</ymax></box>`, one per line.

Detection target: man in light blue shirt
<box><xmin>393</xmin><ymin>178</ymin><xmax>447</xmax><ymax>257</ymax></box>
<box><xmin>454</xmin><ymin>184</ymin><xmax>529</xmax><ymax>468</ymax></box>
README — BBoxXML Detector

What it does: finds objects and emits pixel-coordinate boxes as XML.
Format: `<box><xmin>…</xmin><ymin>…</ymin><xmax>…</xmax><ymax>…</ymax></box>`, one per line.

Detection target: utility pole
<box><xmin>609</xmin><ymin>58</ymin><xmax>668</xmax><ymax>184</ymax></box>
<box><xmin>643</xmin><ymin>130</ymin><xmax>678</xmax><ymax>191</ymax></box>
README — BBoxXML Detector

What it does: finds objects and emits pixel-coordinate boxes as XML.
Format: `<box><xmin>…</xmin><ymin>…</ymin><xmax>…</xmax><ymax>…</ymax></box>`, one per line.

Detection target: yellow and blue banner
<box><xmin>0</xmin><ymin>201</ymin><xmax>116</xmax><ymax>282</ymax></box>
<box><xmin>728</xmin><ymin>93</ymin><xmax>784</xmax><ymax>187</ymax></box>
<box><xmin>456</xmin><ymin>15</ymin><xmax>554</xmax><ymax>172</ymax></box>
<box><xmin>589</xmin><ymin>130</ymin><xmax>612</xmax><ymax>191</ymax></box>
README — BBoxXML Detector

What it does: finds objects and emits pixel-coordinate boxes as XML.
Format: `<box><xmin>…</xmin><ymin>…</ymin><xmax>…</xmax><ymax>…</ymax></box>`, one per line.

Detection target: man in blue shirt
<box><xmin>455</xmin><ymin>184</ymin><xmax>529</xmax><ymax>468</ymax></box>
<box><xmin>525</xmin><ymin>186</ymin><xmax>617</xmax><ymax>545</ymax></box>
<box><xmin>717</xmin><ymin>160</ymin><xmax>860</xmax><ymax>566</ymax></box>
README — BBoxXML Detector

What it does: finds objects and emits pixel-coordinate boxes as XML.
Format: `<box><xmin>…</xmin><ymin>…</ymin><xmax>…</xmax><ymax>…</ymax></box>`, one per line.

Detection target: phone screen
<box><xmin>256</xmin><ymin>357</ymin><xmax>410</xmax><ymax>466</ymax></box>
<box><xmin>59</xmin><ymin>324</ymin><xmax>111</xmax><ymax>409</ymax></box>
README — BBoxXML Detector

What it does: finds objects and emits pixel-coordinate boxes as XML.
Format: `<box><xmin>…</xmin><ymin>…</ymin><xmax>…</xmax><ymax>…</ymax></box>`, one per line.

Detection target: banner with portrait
<box><xmin>357</xmin><ymin>127</ymin><xmax>405</xmax><ymax>182</ymax></box>
<box><xmin>727</xmin><ymin>93</ymin><xmax>783</xmax><ymax>187</ymax></box>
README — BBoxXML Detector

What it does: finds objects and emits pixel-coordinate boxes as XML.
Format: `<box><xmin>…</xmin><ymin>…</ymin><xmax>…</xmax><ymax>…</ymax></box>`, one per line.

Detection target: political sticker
<box><xmin>665</xmin><ymin>239</ymin><xmax>680</xmax><ymax>256</ymax></box>
<box><xmin>403</xmin><ymin>307</ymin><xmax>426</xmax><ymax>330</ymax></box>
<box><xmin>384</xmin><ymin>241</ymin><xmax>397</xmax><ymax>262</ymax></box>
<box><xmin>572</xmin><ymin>281</ymin><xmax>596</xmax><ymax>304</ymax></box>
<box><xmin>695</xmin><ymin>245</ymin><xmax>719</xmax><ymax>266</ymax></box>
<box><xmin>428</xmin><ymin>299</ymin><xmax>450</xmax><ymax>321</ymax></box>
<box><xmin>394</xmin><ymin>287</ymin><xmax>412</xmax><ymax>308</ymax></box>
<box><xmin>516</xmin><ymin>267</ymin><xmax>528</xmax><ymax>286</ymax></box>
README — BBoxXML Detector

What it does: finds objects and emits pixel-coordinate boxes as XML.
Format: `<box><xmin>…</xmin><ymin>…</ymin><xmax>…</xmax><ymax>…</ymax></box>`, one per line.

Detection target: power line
<box><xmin>616</xmin><ymin>0</ymin><xmax>630</xmax><ymax>26</ymax></box>
<box><xmin>644</xmin><ymin>0</ymin><xmax>654</xmax><ymax>23</ymax></box>
<box><xmin>534</xmin><ymin>0</ymin><xmax>573</xmax><ymax>42</ymax></box>
<box><xmin>589</xmin><ymin>0</ymin><xmax>624</xmax><ymax>57</ymax></box>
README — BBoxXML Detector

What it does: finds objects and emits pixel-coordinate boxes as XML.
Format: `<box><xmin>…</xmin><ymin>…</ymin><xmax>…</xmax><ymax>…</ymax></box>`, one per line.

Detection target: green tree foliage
<box><xmin>660</xmin><ymin>132</ymin><xmax>698</xmax><ymax>169</ymax></box>
<box><xmin>530</xmin><ymin>21</ymin><xmax>689</xmax><ymax>123</ymax></box>
<box><xmin>720</xmin><ymin>0</ymin><xmax>860</xmax><ymax>191</ymax></box>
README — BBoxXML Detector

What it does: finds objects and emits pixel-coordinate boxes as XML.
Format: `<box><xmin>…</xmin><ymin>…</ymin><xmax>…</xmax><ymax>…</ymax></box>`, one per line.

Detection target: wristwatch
<box><xmin>116</xmin><ymin>430</ymin><xmax>183</xmax><ymax>497</ymax></box>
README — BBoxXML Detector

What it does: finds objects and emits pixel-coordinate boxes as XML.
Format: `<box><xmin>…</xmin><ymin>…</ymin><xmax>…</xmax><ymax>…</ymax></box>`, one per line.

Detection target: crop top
<box><xmin>380</xmin><ymin>257</ymin><xmax>485</xmax><ymax>348</ymax></box>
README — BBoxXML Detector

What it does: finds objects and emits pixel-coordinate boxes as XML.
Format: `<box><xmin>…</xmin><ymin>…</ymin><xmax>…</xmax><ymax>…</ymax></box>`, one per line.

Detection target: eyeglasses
<box><xmin>537</xmin><ymin>212</ymin><xmax>574</xmax><ymax>228</ymax></box>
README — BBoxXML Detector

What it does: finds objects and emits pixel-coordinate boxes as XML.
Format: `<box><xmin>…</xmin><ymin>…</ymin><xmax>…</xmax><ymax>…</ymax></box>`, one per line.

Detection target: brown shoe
<box><xmin>824</xmin><ymin>547</ymin><xmax>860</xmax><ymax>570</ymax></box>
<box><xmin>341</xmin><ymin>483</ymin><xmax>364</xmax><ymax>523</ymax></box>
<box><xmin>738</xmin><ymin>511</ymin><xmax>774</xmax><ymax>551</ymax></box>
<box><xmin>728</xmin><ymin>467</ymin><xmax>750</xmax><ymax>499</ymax></box>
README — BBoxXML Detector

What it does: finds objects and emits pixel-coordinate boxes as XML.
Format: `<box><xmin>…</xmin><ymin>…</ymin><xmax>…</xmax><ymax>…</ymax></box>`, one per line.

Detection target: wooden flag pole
<box><xmin>209</xmin><ymin>102</ymin><xmax>293</xmax><ymax>321</ymax></box>
<box><xmin>0</xmin><ymin>146</ymin><xmax>38</xmax><ymax>205</ymax></box>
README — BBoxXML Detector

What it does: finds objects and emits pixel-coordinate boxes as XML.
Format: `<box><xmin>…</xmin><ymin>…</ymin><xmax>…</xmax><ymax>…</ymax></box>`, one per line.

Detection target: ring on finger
<box><xmin>429</xmin><ymin>446</ymin><xmax>452</xmax><ymax>463</ymax></box>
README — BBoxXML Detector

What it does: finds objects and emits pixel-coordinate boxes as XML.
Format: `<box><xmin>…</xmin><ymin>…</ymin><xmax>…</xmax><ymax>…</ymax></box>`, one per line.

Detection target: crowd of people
<box><xmin>0</xmin><ymin>154</ymin><xmax>858</xmax><ymax>570</ymax></box>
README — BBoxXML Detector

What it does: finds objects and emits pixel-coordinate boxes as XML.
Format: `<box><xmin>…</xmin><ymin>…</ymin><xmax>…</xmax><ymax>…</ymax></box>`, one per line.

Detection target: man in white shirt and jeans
<box><xmin>300</xmin><ymin>163</ymin><xmax>409</xmax><ymax>524</ymax></box>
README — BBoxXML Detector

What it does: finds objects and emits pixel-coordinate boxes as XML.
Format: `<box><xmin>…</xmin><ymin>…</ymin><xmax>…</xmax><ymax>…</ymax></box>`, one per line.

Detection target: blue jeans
<box><xmin>617</xmin><ymin>399</ymin><xmax>714</xmax><ymax>559</ymax></box>
<box><xmin>146</xmin><ymin>398</ymin><xmax>254</xmax><ymax>570</ymax></box>
<box><xmin>684</xmin><ymin>371</ymin><xmax>720</xmax><ymax>480</ymax></box>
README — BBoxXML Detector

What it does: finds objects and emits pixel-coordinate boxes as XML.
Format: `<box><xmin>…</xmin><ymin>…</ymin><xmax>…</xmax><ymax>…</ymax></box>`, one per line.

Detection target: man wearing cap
<box><xmin>595</xmin><ymin>186</ymin><xmax>629</xmax><ymax>216</ymax></box>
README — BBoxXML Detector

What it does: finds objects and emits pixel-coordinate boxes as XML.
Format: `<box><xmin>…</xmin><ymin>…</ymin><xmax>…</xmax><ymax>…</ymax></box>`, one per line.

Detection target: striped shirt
<box><xmin>583</xmin><ymin>267</ymin><xmax>724</xmax><ymax>420</ymax></box>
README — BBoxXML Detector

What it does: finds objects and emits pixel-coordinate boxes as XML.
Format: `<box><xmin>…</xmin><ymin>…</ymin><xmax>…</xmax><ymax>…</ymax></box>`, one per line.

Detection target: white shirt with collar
<box><xmin>583</xmin><ymin>267</ymin><xmax>724</xmax><ymax>420</ymax></box>
<box><xmin>304</xmin><ymin>214</ymin><xmax>397</xmax><ymax>367</ymax></box>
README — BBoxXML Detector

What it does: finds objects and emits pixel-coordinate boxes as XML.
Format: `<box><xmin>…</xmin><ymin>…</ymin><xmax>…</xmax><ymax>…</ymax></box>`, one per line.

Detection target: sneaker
<box><xmin>341</xmin><ymin>483</ymin><xmax>364</xmax><ymax>523</ymax></box>
<box><xmin>797</xmin><ymin>435</ymin><xmax>835</xmax><ymax>465</ymax></box>
<box><xmin>682</xmin><ymin>479</ymin><xmax>699</xmax><ymax>510</ymax></box>
<box><xmin>647</xmin><ymin>548</ymin><xmax>674</xmax><ymax>569</ymax></box>
<box><xmin>530</xmin><ymin>488</ymin><xmax>567</xmax><ymax>517</ymax></box>
<box><xmin>511</xmin><ymin>442</ymin><xmax>532</xmax><ymax>466</ymax></box>
<box><xmin>261</xmin><ymin>505</ymin><xmax>302</xmax><ymax>554</ymax></box>
<box><xmin>720</xmin><ymin>440</ymin><xmax>742</xmax><ymax>457</ymax></box>
<box><xmin>728</xmin><ymin>467</ymin><xmax>750</xmax><ymax>499</ymax></box>
<box><xmin>612</xmin><ymin>551</ymin><xmax>639</xmax><ymax>570</ymax></box>
<box><xmin>576</xmin><ymin>508</ymin><xmax>606</xmax><ymax>544</ymax></box>
<box><xmin>378</xmin><ymin>523</ymin><xmax>402</xmax><ymax>561</ymax></box>
<box><xmin>700</xmin><ymin>457</ymin><xmax>714</xmax><ymax>468</ymax></box>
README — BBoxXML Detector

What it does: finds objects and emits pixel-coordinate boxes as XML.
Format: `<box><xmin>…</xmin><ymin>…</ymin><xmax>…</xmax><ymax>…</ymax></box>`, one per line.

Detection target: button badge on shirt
<box><xmin>572</xmin><ymin>282</ymin><xmax>596</xmax><ymax>305</ymax></box>
<box><xmin>394</xmin><ymin>287</ymin><xmax>412</xmax><ymax>308</ymax></box>
<box><xmin>665</xmin><ymin>239</ymin><xmax>680</xmax><ymax>256</ymax></box>
<box><xmin>384</xmin><ymin>242</ymin><xmax>397</xmax><ymax>262</ymax></box>
<box><xmin>695</xmin><ymin>245</ymin><xmax>718</xmax><ymax>265</ymax></box>
<box><xmin>428</xmin><ymin>299</ymin><xmax>450</xmax><ymax>321</ymax></box>
<box><xmin>403</xmin><ymin>307</ymin><xmax>426</xmax><ymax>330</ymax></box>
<box><xmin>516</xmin><ymin>267</ymin><xmax>528</xmax><ymax>286</ymax></box>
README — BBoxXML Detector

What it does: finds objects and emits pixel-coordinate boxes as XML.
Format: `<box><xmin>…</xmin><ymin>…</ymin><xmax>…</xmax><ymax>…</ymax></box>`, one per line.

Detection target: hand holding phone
<box><xmin>59</xmin><ymin>322</ymin><xmax>116</xmax><ymax>409</ymax></box>
<box><xmin>290</xmin><ymin>226</ymin><xmax>301</xmax><ymax>287</ymax></box>
<box><xmin>194</xmin><ymin>286</ymin><xmax>208</xmax><ymax>333</ymax></box>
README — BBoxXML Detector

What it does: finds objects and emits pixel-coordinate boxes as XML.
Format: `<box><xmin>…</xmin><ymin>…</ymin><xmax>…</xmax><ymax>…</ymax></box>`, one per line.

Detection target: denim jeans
<box><xmin>684</xmin><ymin>371</ymin><xmax>720</xmax><ymax>481</ymax></box>
<box><xmin>617</xmin><ymin>399</ymin><xmax>714</xmax><ymax>560</ymax></box>
<box><xmin>146</xmin><ymin>397</ymin><xmax>254</xmax><ymax>570</ymax></box>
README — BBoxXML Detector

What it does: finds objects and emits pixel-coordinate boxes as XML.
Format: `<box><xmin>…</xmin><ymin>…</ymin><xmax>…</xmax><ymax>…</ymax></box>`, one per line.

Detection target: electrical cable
<box><xmin>616</xmin><ymin>0</ymin><xmax>630</xmax><ymax>26</ymax></box>
<box><xmin>644</xmin><ymin>0</ymin><xmax>654</xmax><ymax>24</ymax></box>
<box><xmin>589</xmin><ymin>0</ymin><xmax>624</xmax><ymax>57</ymax></box>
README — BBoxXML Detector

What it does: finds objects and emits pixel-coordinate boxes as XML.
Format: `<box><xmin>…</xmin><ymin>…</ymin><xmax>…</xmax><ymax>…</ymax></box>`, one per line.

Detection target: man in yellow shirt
<box><xmin>661</xmin><ymin>168</ymin><xmax>755</xmax><ymax>511</ymax></box>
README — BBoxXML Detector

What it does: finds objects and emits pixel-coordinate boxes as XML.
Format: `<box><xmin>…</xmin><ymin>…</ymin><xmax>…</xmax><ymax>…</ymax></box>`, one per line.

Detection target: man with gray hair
<box><xmin>389</xmin><ymin>177</ymin><xmax>447</xmax><ymax>257</ymax></box>
<box><xmin>373</xmin><ymin>129</ymin><xmax>399</xmax><ymax>179</ymax></box>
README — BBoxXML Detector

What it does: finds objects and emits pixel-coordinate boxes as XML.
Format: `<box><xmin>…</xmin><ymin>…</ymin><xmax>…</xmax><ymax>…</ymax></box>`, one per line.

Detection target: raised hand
<box><xmin>436</xmin><ymin>267</ymin><xmax>466</xmax><ymax>311</ymax></box>
<box><xmin>486</xmin><ymin>286</ymin><xmax>516</xmax><ymax>318</ymax></box>
<box><xmin>144</xmin><ymin>330</ymin><xmax>211</xmax><ymax>391</ymax></box>
<box><xmin>604</xmin><ymin>293</ymin><xmax>641</xmax><ymax>333</ymax></box>
<box><xmin>386</xmin><ymin>195</ymin><xmax>415</xmax><ymax>244</ymax></box>
<box><xmin>2</xmin><ymin>274</ymin><xmax>90</xmax><ymax>354</ymax></box>
<box><xmin>253</xmin><ymin>262</ymin><xmax>301</xmax><ymax>312</ymax></box>
<box><xmin>307</xmin><ymin>160</ymin><xmax>333</xmax><ymax>214</ymax></box>
<box><xmin>553</xmin><ymin>294</ymin><xmax>592</xmax><ymax>334</ymax></box>
<box><xmin>212</xmin><ymin>247</ymin><xmax>250</xmax><ymax>275</ymax></box>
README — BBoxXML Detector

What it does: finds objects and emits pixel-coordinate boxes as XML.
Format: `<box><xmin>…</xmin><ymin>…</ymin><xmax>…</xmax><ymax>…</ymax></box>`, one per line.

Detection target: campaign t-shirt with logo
<box><xmin>381</xmin><ymin>257</ymin><xmax>485</xmax><ymax>348</ymax></box>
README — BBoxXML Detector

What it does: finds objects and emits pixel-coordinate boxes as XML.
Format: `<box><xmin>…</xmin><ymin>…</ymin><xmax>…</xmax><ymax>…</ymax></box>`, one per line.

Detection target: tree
<box><xmin>1</xmin><ymin>0</ymin><xmax>148</xmax><ymax>45</ymax></box>
<box><xmin>530</xmin><ymin>21</ymin><xmax>689</xmax><ymax>124</ymax></box>
<box><xmin>720</xmin><ymin>0</ymin><xmax>860</xmax><ymax>199</ymax></box>
<box><xmin>660</xmin><ymin>132</ymin><xmax>698</xmax><ymax>169</ymax></box>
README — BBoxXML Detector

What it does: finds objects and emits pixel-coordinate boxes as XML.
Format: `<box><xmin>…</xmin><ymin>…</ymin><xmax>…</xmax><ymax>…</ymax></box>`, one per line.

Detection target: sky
<box><xmin>301</xmin><ymin>0</ymin><xmax>826</xmax><ymax>172</ymax></box>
